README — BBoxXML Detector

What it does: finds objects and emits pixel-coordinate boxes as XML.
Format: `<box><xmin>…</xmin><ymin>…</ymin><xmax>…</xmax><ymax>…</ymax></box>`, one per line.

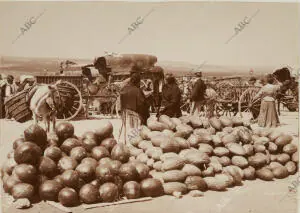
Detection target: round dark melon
<box><xmin>70</xmin><ymin>147</ymin><xmax>87</xmax><ymax>162</ymax></box>
<box><xmin>39</xmin><ymin>180</ymin><xmax>64</xmax><ymax>201</ymax></box>
<box><xmin>13</xmin><ymin>164</ymin><xmax>37</xmax><ymax>184</ymax></box>
<box><xmin>95</xmin><ymin>164</ymin><xmax>115</xmax><ymax>183</ymax></box>
<box><xmin>140</xmin><ymin>178</ymin><xmax>164</xmax><ymax>197</ymax></box>
<box><xmin>57</xmin><ymin>156</ymin><xmax>78</xmax><ymax>173</ymax></box>
<box><xmin>14</xmin><ymin>142</ymin><xmax>42</xmax><ymax>165</ymax></box>
<box><xmin>60</xmin><ymin>138</ymin><xmax>81</xmax><ymax>154</ymax></box>
<box><xmin>13</xmin><ymin>138</ymin><xmax>25</xmax><ymax>150</ymax></box>
<box><xmin>38</xmin><ymin>157</ymin><xmax>58</xmax><ymax>178</ymax></box>
<box><xmin>99</xmin><ymin>182</ymin><xmax>119</xmax><ymax>202</ymax></box>
<box><xmin>11</xmin><ymin>183</ymin><xmax>35</xmax><ymax>200</ymax></box>
<box><xmin>91</xmin><ymin>146</ymin><xmax>110</xmax><ymax>161</ymax></box>
<box><xmin>75</xmin><ymin>163</ymin><xmax>95</xmax><ymax>182</ymax></box>
<box><xmin>44</xmin><ymin>146</ymin><xmax>62</xmax><ymax>162</ymax></box>
<box><xmin>95</xmin><ymin>120</ymin><xmax>113</xmax><ymax>142</ymax></box>
<box><xmin>100</xmin><ymin>138</ymin><xmax>117</xmax><ymax>152</ymax></box>
<box><xmin>123</xmin><ymin>181</ymin><xmax>141</xmax><ymax>199</ymax></box>
<box><xmin>111</xmin><ymin>144</ymin><xmax>130</xmax><ymax>163</ymax></box>
<box><xmin>58</xmin><ymin>187</ymin><xmax>79</xmax><ymax>207</ymax></box>
<box><xmin>55</xmin><ymin>122</ymin><xmax>75</xmax><ymax>142</ymax></box>
<box><xmin>61</xmin><ymin>170</ymin><xmax>80</xmax><ymax>189</ymax></box>
<box><xmin>79</xmin><ymin>184</ymin><xmax>100</xmax><ymax>204</ymax></box>
<box><xmin>24</xmin><ymin>124</ymin><xmax>47</xmax><ymax>148</ymax></box>
<box><xmin>118</xmin><ymin>163</ymin><xmax>139</xmax><ymax>181</ymax></box>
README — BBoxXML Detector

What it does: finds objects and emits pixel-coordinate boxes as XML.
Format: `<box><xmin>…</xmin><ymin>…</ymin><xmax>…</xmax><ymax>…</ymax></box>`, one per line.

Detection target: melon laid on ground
<box><xmin>163</xmin><ymin>182</ymin><xmax>188</xmax><ymax>195</ymax></box>
<box><xmin>185</xmin><ymin>176</ymin><xmax>207</xmax><ymax>191</ymax></box>
<box><xmin>203</xmin><ymin>177</ymin><xmax>227</xmax><ymax>191</ymax></box>
<box><xmin>255</xmin><ymin>168</ymin><xmax>274</xmax><ymax>181</ymax></box>
<box><xmin>140</xmin><ymin>178</ymin><xmax>164</xmax><ymax>197</ymax></box>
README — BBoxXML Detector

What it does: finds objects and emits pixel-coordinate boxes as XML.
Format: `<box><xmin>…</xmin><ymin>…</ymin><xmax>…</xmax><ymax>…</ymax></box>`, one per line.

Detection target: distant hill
<box><xmin>0</xmin><ymin>55</ymin><xmax>273</xmax><ymax>78</ymax></box>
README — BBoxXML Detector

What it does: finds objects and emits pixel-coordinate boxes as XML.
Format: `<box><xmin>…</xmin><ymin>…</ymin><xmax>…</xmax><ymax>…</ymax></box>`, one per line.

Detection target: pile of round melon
<box><xmin>1</xmin><ymin>121</ymin><xmax>164</xmax><ymax>207</ymax></box>
<box><xmin>127</xmin><ymin>115</ymin><xmax>298</xmax><ymax>195</ymax></box>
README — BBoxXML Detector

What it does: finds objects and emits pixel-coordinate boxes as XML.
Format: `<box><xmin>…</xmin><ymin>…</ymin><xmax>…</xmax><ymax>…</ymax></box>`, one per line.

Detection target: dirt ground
<box><xmin>0</xmin><ymin>111</ymin><xmax>299</xmax><ymax>213</ymax></box>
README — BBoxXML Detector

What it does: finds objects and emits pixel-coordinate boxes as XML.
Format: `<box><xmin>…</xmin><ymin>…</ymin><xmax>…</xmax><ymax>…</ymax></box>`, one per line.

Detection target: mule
<box><xmin>29</xmin><ymin>84</ymin><xmax>60</xmax><ymax>132</ymax></box>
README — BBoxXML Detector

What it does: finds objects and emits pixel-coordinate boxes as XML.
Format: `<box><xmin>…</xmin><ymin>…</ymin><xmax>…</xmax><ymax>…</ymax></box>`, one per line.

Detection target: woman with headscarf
<box><xmin>159</xmin><ymin>73</ymin><xmax>182</xmax><ymax>118</ymax></box>
<box><xmin>252</xmin><ymin>74</ymin><xmax>281</xmax><ymax>128</ymax></box>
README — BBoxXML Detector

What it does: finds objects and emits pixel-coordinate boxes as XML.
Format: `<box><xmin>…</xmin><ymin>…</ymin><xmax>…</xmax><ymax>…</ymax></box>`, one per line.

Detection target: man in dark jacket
<box><xmin>120</xmin><ymin>73</ymin><xmax>149</xmax><ymax>125</ymax></box>
<box><xmin>159</xmin><ymin>73</ymin><xmax>182</xmax><ymax>118</ymax></box>
<box><xmin>190</xmin><ymin>72</ymin><xmax>206</xmax><ymax>116</ymax></box>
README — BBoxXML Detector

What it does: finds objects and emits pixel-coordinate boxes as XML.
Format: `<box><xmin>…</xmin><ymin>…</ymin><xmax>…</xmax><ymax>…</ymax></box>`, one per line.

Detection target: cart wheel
<box><xmin>215</xmin><ymin>102</ymin><xmax>238</xmax><ymax>117</ymax></box>
<box><xmin>56</xmin><ymin>81</ymin><xmax>83</xmax><ymax>120</ymax></box>
<box><xmin>238</xmin><ymin>87</ymin><xmax>261</xmax><ymax>119</ymax></box>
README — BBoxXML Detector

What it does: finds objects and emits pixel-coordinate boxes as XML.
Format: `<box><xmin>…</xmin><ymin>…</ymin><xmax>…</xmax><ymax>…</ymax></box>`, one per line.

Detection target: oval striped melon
<box><xmin>285</xmin><ymin>161</ymin><xmax>297</xmax><ymax>175</ymax></box>
<box><xmin>231</xmin><ymin>156</ymin><xmax>248</xmax><ymax>169</ymax></box>
<box><xmin>275</xmin><ymin>134</ymin><xmax>293</xmax><ymax>146</ymax></box>
<box><xmin>283</xmin><ymin>143</ymin><xmax>297</xmax><ymax>155</ymax></box>
<box><xmin>162</xmin><ymin>170</ymin><xmax>187</xmax><ymax>182</ymax></box>
<box><xmin>243</xmin><ymin>144</ymin><xmax>254</xmax><ymax>156</ymax></box>
<box><xmin>174</xmin><ymin>137</ymin><xmax>190</xmax><ymax>150</ymax></box>
<box><xmin>163</xmin><ymin>182</ymin><xmax>188</xmax><ymax>195</ymax></box>
<box><xmin>160</xmin><ymin>152</ymin><xmax>179</xmax><ymax>162</ymax></box>
<box><xmin>185</xmin><ymin>176</ymin><xmax>207</xmax><ymax>191</ymax></box>
<box><xmin>181</xmin><ymin>164</ymin><xmax>202</xmax><ymax>176</ymax></box>
<box><xmin>203</xmin><ymin>176</ymin><xmax>227</xmax><ymax>191</ymax></box>
<box><xmin>276</xmin><ymin>153</ymin><xmax>290</xmax><ymax>164</ymax></box>
<box><xmin>243</xmin><ymin>166</ymin><xmax>255</xmax><ymax>180</ymax></box>
<box><xmin>202</xmin><ymin>166</ymin><xmax>215</xmax><ymax>177</ymax></box>
<box><xmin>161</xmin><ymin>158</ymin><xmax>185</xmax><ymax>171</ymax></box>
<box><xmin>226</xmin><ymin>143</ymin><xmax>246</xmax><ymax>156</ymax></box>
<box><xmin>213</xmin><ymin>147</ymin><xmax>230</xmax><ymax>157</ymax></box>
<box><xmin>272</xmin><ymin>166</ymin><xmax>289</xmax><ymax>179</ymax></box>
<box><xmin>255</xmin><ymin>168</ymin><xmax>274</xmax><ymax>181</ymax></box>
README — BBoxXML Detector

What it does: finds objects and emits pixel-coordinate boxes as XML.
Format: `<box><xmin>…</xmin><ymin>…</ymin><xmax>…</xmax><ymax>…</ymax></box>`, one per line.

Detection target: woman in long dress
<box><xmin>253</xmin><ymin>74</ymin><xmax>281</xmax><ymax>128</ymax></box>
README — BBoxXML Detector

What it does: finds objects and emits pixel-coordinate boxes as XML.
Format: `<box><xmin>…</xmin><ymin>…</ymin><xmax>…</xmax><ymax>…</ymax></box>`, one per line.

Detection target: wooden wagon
<box><xmin>180</xmin><ymin>76</ymin><xmax>261</xmax><ymax>119</ymax></box>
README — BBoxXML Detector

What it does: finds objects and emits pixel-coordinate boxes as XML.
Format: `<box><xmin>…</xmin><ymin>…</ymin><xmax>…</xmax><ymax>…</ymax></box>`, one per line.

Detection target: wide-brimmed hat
<box><xmin>195</xmin><ymin>72</ymin><xmax>202</xmax><ymax>77</ymax></box>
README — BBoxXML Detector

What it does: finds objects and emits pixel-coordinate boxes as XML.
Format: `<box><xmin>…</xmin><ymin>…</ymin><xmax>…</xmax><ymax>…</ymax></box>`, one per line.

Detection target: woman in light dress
<box><xmin>253</xmin><ymin>74</ymin><xmax>282</xmax><ymax>128</ymax></box>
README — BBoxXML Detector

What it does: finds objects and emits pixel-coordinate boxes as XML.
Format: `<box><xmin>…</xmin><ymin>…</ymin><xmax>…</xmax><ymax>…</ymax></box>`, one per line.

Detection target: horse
<box><xmin>29</xmin><ymin>83</ymin><xmax>60</xmax><ymax>132</ymax></box>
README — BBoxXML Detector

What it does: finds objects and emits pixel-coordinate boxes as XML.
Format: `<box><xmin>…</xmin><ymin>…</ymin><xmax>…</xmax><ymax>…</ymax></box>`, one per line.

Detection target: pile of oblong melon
<box><xmin>1</xmin><ymin>121</ymin><xmax>165</xmax><ymax>208</ymax></box>
<box><xmin>127</xmin><ymin>115</ymin><xmax>298</xmax><ymax>196</ymax></box>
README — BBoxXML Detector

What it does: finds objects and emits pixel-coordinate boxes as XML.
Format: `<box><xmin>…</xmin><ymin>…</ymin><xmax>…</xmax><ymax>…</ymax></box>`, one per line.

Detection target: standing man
<box><xmin>190</xmin><ymin>72</ymin><xmax>207</xmax><ymax>116</ymax></box>
<box><xmin>4</xmin><ymin>75</ymin><xmax>15</xmax><ymax>101</ymax></box>
<box><xmin>159</xmin><ymin>73</ymin><xmax>182</xmax><ymax>118</ymax></box>
<box><xmin>120</xmin><ymin>73</ymin><xmax>149</xmax><ymax>125</ymax></box>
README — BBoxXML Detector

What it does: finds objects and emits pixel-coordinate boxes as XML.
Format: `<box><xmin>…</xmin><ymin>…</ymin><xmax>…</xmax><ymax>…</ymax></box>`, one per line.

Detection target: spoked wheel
<box><xmin>56</xmin><ymin>81</ymin><xmax>83</xmax><ymax>120</ymax></box>
<box><xmin>215</xmin><ymin>81</ymin><xmax>236</xmax><ymax>102</ymax></box>
<box><xmin>238</xmin><ymin>87</ymin><xmax>261</xmax><ymax>119</ymax></box>
<box><xmin>215</xmin><ymin>101</ymin><xmax>238</xmax><ymax>117</ymax></box>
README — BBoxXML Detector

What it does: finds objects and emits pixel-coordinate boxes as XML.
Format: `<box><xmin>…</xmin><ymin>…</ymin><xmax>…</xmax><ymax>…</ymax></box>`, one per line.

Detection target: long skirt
<box><xmin>257</xmin><ymin>100</ymin><xmax>280</xmax><ymax>128</ymax></box>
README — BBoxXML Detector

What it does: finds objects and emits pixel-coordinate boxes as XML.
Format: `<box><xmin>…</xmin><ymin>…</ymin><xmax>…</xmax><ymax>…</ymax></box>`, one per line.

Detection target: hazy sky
<box><xmin>0</xmin><ymin>1</ymin><xmax>299</xmax><ymax>67</ymax></box>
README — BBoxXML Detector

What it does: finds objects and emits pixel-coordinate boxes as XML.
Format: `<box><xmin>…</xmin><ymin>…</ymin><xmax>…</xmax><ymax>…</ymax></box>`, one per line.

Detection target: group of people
<box><xmin>0</xmin><ymin>74</ymin><xmax>35</xmax><ymax>118</ymax></box>
<box><xmin>119</xmin><ymin>70</ymin><xmax>217</xmax><ymax>125</ymax></box>
<box><xmin>120</xmin><ymin>69</ymin><xmax>297</xmax><ymax>129</ymax></box>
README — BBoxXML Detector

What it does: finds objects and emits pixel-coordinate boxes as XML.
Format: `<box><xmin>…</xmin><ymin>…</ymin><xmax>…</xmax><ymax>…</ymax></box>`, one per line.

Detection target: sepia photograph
<box><xmin>0</xmin><ymin>1</ymin><xmax>299</xmax><ymax>213</ymax></box>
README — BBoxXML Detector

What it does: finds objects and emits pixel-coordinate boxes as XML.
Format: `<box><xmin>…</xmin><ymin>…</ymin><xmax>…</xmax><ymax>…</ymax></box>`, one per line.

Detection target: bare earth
<box><xmin>0</xmin><ymin>111</ymin><xmax>299</xmax><ymax>213</ymax></box>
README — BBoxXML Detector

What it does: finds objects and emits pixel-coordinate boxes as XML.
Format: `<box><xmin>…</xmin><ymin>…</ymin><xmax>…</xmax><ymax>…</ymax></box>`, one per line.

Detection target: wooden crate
<box><xmin>4</xmin><ymin>89</ymin><xmax>32</xmax><ymax>122</ymax></box>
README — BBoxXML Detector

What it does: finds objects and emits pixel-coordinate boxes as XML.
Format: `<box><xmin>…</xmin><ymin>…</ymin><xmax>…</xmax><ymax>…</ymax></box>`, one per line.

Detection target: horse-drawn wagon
<box><xmin>4</xmin><ymin>54</ymin><xmax>164</xmax><ymax>122</ymax></box>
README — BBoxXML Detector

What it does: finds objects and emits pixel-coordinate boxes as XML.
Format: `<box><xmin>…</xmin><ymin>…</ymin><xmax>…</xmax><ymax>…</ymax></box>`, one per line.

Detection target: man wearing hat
<box><xmin>159</xmin><ymin>73</ymin><xmax>182</xmax><ymax>118</ymax></box>
<box><xmin>190</xmin><ymin>71</ymin><xmax>207</xmax><ymax>116</ymax></box>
